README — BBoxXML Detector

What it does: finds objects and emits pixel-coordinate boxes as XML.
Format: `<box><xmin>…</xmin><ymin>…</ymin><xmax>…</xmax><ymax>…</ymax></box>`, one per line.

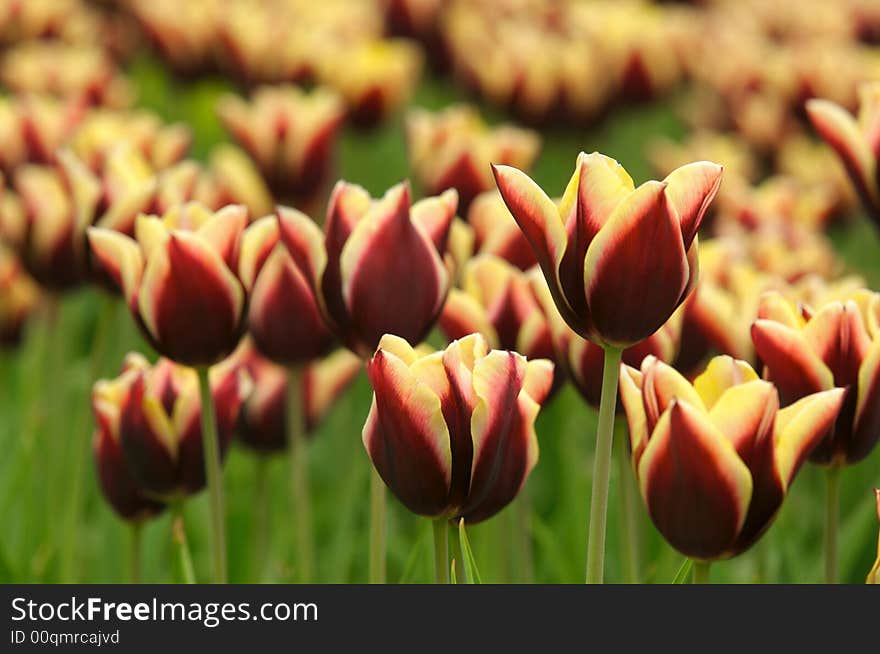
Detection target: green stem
<box><xmin>616</xmin><ymin>419</ymin><xmax>640</xmax><ymax>583</ymax></box>
<box><xmin>513</xmin><ymin>487</ymin><xmax>534</xmax><ymax>583</ymax></box>
<box><xmin>692</xmin><ymin>560</ymin><xmax>711</xmax><ymax>584</ymax></box>
<box><xmin>172</xmin><ymin>503</ymin><xmax>196</xmax><ymax>584</ymax></box>
<box><xmin>286</xmin><ymin>366</ymin><xmax>314</xmax><ymax>583</ymax></box>
<box><xmin>60</xmin><ymin>295</ymin><xmax>118</xmax><ymax>583</ymax></box>
<box><xmin>196</xmin><ymin>366</ymin><xmax>227</xmax><ymax>583</ymax></box>
<box><xmin>825</xmin><ymin>465</ymin><xmax>841</xmax><ymax>584</ymax></box>
<box><xmin>585</xmin><ymin>346</ymin><xmax>623</xmax><ymax>584</ymax></box>
<box><xmin>432</xmin><ymin>519</ymin><xmax>449</xmax><ymax>584</ymax></box>
<box><xmin>252</xmin><ymin>456</ymin><xmax>271</xmax><ymax>582</ymax></box>
<box><xmin>369</xmin><ymin>468</ymin><xmax>386</xmax><ymax>583</ymax></box>
<box><xmin>130</xmin><ymin>522</ymin><xmax>143</xmax><ymax>584</ymax></box>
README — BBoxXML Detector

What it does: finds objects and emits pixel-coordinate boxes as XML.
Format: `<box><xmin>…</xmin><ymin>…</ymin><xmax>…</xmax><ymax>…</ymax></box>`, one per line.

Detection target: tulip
<box><xmin>364</xmin><ymin>333</ymin><xmax>553</xmax><ymax>581</ymax></box>
<box><xmin>619</xmin><ymin>355</ymin><xmax>844</xmax><ymax>577</ymax></box>
<box><xmin>0</xmin><ymin>246</ymin><xmax>40</xmax><ymax>347</ymax></box>
<box><xmin>217</xmin><ymin>85</ymin><xmax>345</xmax><ymax>209</ymax></box>
<box><xmin>91</xmin><ymin>355</ymin><xmax>167</xmax><ymax>523</ymax></box>
<box><xmin>0</xmin><ymin>148</ymin><xmax>156</xmax><ymax>291</ymax></box>
<box><xmin>235</xmin><ymin>340</ymin><xmax>362</xmax><ymax>454</ymax></box>
<box><xmin>751</xmin><ymin>289</ymin><xmax>880</xmax><ymax>582</ymax></box>
<box><xmin>129</xmin><ymin>0</ymin><xmax>219</xmax><ymax>74</ymax></box>
<box><xmin>439</xmin><ymin>255</ymin><xmax>555</xmax><ymax>367</ymax></box>
<box><xmin>467</xmin><ymin>190</ymin><xmax>537</xmax><ymax>271</ymax></box>
<box><xmin>277</xmin><ymin>180</ymin><xmax>457</xmax><ymax>357</ymax></box>
<box><xmin>493</xmin><ymin>151</ymin><xmax>722</xmax><ymax>583</ymax></box>
<box><xmin>89</xmin><ymin>202</ymin><xmax>250</xmax><ymax>582</ymax></box>
<box><xmin>406</xmin><ymin>104</ymin><xmax>540</xmax><ymax>213</ymax></box>
<box><xmin>807</xmin><ymin>83</ymin><xmax>880</xmax><ymax>229</ymax></box>
<box><xmin>868</xmin><ymin>489</ymin><xmax>880</xmax><ymax>584</ymax></box>
<box><xmin>0</xmin><ymin>94</ymin><xmax>85</xmax><ymax>172</ymax></box>
<box><xmin>0</xmin><ymin>41</ymin><xmax>132</xmax><ymax>108</ymax></box>
<box><xmin>316</xmin><ymin>38</ymin><xmax>423</xmax><ymax>127</ymax></box>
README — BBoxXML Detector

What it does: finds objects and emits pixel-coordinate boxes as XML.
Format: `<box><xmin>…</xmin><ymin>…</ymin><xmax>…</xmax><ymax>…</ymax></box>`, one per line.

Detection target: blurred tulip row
<box><xmin>0</xmin><ymin>0</ymin><xmax>878</xmax><ymax>585</ymax></box>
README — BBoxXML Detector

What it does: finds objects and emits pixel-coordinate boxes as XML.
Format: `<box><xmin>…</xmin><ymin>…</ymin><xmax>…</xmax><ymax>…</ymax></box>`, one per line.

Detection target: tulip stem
<box><xmin>286</xmin><ymin>366</ymin><xmax>314</xmax><ymax>583</ymax></box>
<box><xmin>692</xmin><ymin>560</ymin><xmax>711</xmax><ymax>584</ymax></box>
<box><xmin>586</xmin><ymin>345</ymin><xmax>623</xmax><ymax>584</ymax></box>
<box><xmin>369</xmin><ymin>469</ymin><xmax>386</xmax><ymax>583</ymax></box>
<box><xmin>450</xmin><ymin>527</ymin><xmax>465</xmax><ymax>583</ymax></box>
<box><xmin>432</xmin><ymin>519</ymin><xmax>449</xmax><ymax>584</ymax></box>
<box><xmin>513</xmin><ymin>487</ymin><xmax>535</xmax><ymax>583</ymax></box>
<box><xmin>253</xmin><ymin>456</ymin><xmax>271</xmax><ymax>582</ymax></box>
<box><xmin>824</xmin><ymin>465</ymin><xmax>841</xmax><ymax>584</ymax></box>
<box><xmin>196</xmin><ymin>367</ymin><xmax>227</xmax><ymax>583</ymax></box>
<box><xmin>130</xmin><ymin>522</ymin><xmax>143</xmax><ymax>584</ymax></box>
<box><xmin>172</xmin><ymin>503</ymin><xmax>196</xmax><ymax>584</ymax></box>
<box><xmin>616</xmin><ymin>419</ymin><xmax>641</xmax><ymax>583</ymax></box>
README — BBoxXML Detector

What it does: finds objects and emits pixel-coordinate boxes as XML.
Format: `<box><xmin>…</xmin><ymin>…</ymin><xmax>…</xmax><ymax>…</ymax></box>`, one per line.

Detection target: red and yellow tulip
<box><xmin>0</xmin><ymin>245</ymin><xmax>40</xmax><ymax>347</ymax></box>
<box><xmin>493</xmin><ymin>152</ymin><xmax>722</xmax><ymax>347</ymax></box>
<box><xmin>620</xmin><ymin>355</ymin><xmax>844</xmax><ymax>560</ymax></box>
<box><xmin>363</xmin><ymin>333</ymin><xmax>553</xmax><ymax>523</ymax></box>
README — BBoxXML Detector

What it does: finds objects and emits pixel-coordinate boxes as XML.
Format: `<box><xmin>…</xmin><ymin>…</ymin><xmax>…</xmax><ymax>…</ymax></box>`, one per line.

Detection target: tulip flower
<box><xmin>439</xmin><ymin>255</ymin><xmax>555</xmax><ymax>367</ymax></box>
<box><xmin>87</xmin><ymin>202</ymin><xmax>248</xmax><ymax>367</ymax></box>
<box><xmin>0</xmin><ymin>148</ymin><xmax>156</xmax><ymax>291</ymax></box>
<box><xmin>0</xmin><ymin>41</ymin><xmax>132</xmax><ymax>108</ymax></box>
<box><xmin>0</xmin><ymin>246</ymin><xmax>41</xmax><ymax>347</ymax></box>
<box><xmin>467</xmin><ymin>190</ymin><xmax>537</xmax><ymax>271</ymax></box>
<box><xmin>217</xmin><ymin>85</ymin><xmax>345</xmax><ymax>209</ymax></box>
<box><xmin>316</xmin><ymin>38</ymin><xmax>423</xmax><ymax>127</ymax></box>
<box><xmin>91</xmin><ymin>355</ymin><xmax>167</xmax><ymax>523</ymax></box>
<box><xmin>619</xmin><ymin>355</ymin><xmax>844</xmax><ymax>576</ymax></box>
<box><xmin>235</xmin><ymin>340</ymin><xmax>362</xmax><ymax>454</ymax></box>
<box><xmin>493</xmin><ymin>151</ymin><xmax>722</xmax><ymax>583</ymax></box>
<box><xmin>130</xmin><ymin>0</ymin><xmax>219</xmax><ymax>74</ymax></box>
<box><xmin>0</xmin><ymin>94</ymin><xmax>85</xmax><ymax>172</ymax></box>
<box><xmin>363</xmin><ymin>333</ymin><xmax>553</xmax><ymax>580</ymax></box>
<box><xmin>406</xmin><ymin>104</ymin><xmax>540</xmax><ymax>213</ymax></box>
<box><xmin>807</xmin><ymin>83</ymin><xmax>880</xmax><ymax>230</ymax></box>
<box><xmin>277</xmin><ymin>180</ymin><xmax>457</xmax><ymax>357</ymax></box>
<box><xmin>752</xmin><ymin>289</ymin><xmax>880</xmax><ymax>581</ymax></box>
<box><xmin>868</xmin><ymin>489</ymin><xmax>880</xmax><ymax>584</ymax></box>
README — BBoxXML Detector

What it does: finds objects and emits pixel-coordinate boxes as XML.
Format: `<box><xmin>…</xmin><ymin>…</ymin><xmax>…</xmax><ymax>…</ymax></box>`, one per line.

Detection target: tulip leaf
<box><xmin>451</xmin><ymin>559</ymin><xmax>458</xmax><ymax>585</ymax></box>
<box><xmin>672</xmin><ymin>558</ymin><xmax>693</xmax><ymax>584</ymax></box>
<box><xmin>459</xmin><ymin>519</ymin><xmax>482</xmax><ymax>585</ymax></box>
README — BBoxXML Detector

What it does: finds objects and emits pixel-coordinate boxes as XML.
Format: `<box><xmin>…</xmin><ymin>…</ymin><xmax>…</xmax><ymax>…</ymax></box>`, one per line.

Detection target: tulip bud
<box><xmin>440</xmin><ymin>255</ymin><xmax>556</xmax><ymax>369</ymax></box>
<box><xmin>0</xmin><ymin>246</ymin><xmax>41</xmax><ymax>347</ymax></box>
<box><xmin>406</xmin><ymin>104</ymin><xmax>540</xmax><ymax>213</ymax></box>
<box><xmin>277</xmin><ymin>180</ymin><xmax>457</xmax><ymax>357</ymax></box>
<box><xmin>752</xmin><ymin>289</ymin><xmax>880</xmax><ymax>465</ymax></box>
<box><xmin>493</xmin><ymin>152</ymin><xmax>722</xmax><ymax>348</ymax></box>
<box><xmin>217</xmin><ymin>85</ymin><xmax>345</xmax><ymax>208</ymax></box>
<box><xmin>88</xmin><ymin>202</ymin><xmax>249</xmax><ymax>366</ymax></box>
<box><xmin>239</xmin><ymin>213</ymin><xmax>335</xmax><ymax>365</ymax></box>
<box><xmin>0</xmin><ymin>94</ymin><xmax>84</xmax><ymax>172</ymax></box>
<box><xmin>234</xmin><ymin>340</ymin><xmax>362</xmax><ymax>454</ymax></box>
<box><xmin>467</xmin><ymin>190</ymin><xmax>537</xmax><ymax>271</ymax></box>
<box><xmin>91</xmin><ymin>355</ymin><xmax>166</xmax><ymax>521</ymax></box>
<box><xmin>316</xmin><ymin>38</ymin><xmax>423</xmax><ymax>127</ymax></box>
<box><xmin>364</xmin><ymin>333</ymin><xmax>554</xmax><ymax>523</ymax></box>
<box><xmin>620</xmin><ymin>355</ymin><xmax>844</xmax><ymax>560</ymax></box>
<box><xmin>95</xmin><ymin>352</ymin><xmax>250</xmax><ymax>499</ymax></box>
<box><xmin>807</xmin><ymin>83</ymin><xmax>880</xmax><ymax>230</ymax></box>
<box><xmin>130</xmin><ymin>0</ymin><xmax>219</xmax><ymax>74</ymax></box>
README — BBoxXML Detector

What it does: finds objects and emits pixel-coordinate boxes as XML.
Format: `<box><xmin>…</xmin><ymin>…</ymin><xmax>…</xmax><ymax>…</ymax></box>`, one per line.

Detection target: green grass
<box><xmin>1</xmin><ymin>56</ymin><xmax>878</xmax><ymax>584</ymax></box>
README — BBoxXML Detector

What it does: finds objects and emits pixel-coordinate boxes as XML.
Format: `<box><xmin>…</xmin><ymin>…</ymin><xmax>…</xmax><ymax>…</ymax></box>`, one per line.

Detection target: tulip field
<box><xmin>1</xmin><ymin>1</ymin><xmax>880</xmax><ymax>588</ymax></box>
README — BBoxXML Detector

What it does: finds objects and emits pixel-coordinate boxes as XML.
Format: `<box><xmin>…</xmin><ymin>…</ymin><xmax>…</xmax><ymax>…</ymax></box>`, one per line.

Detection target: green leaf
<box><xmin>459</xmin><ymin>519</ymin><xmax>482</xmax><ymax>585</ymax></box>
<box><xmin>672</xmin><ymin>558</ymin><xmax>693</xmax><ymax>584</ymax></box>
<box><xmin>450</xmin><ymin>559</ymin><xmax>458</xmax><ymax>585</ymax></box>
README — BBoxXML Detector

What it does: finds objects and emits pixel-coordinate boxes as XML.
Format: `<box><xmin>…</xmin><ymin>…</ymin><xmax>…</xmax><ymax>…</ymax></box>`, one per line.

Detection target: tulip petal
<box><xmin>86</xmin><ymin>228</ymin><xmax>144</xmax><ymax>306</ymax></box>
<box><xmin>237</xmin><ymin>215</ymin><xmax>280</xmax><ymax>292</ymax></box>
<box><xmin>438</xmin><ymin>289</ymin><xmax>499</xmax><ymax>347</ymax></box>
<box><xmin>364</xmin><ymin>349</ymin><xmax>452</xmax><ymax>517</ymax></box>
<box><xmin>619</xmin><ymin>364</ymin><xmax>648</xmax><ymax>466</ymax></box>
<box><xmin>852</xmin><ymin>339</ymin><xmax>880</xmax><ymax>463</ymax></box>
<box><xmin>693</xmin><ymin>355</ymin><xmax>759</xmax><ymax>409</ymax></box>
<box><xmin>638</xmin><ymin>400</ymin><xmax>753</xmax><ymax>560</ymax></box>
<box><xmin>583</xmin><ymin>181</ymin><xmax>688</xmax><ymax>346</ymax></box>
<box><xmin>662</xmin><ymin>161</ymin><xmax>723</xmax><ymax>249</ymax></box>
<box><xmin>641</xmin><ymin>357</ymin><xmax>705</xmax><ymax>431</ymax></box>
<box><xmin>340</xmin><ymin>183</ymin><xmax>449</xmax><ymax>352</ymax></box>
<box><xmin>707</xmin><ymin>380</ymin><xmax>778</xmax><ymax>461</ymax></box>
<box><xmin>410</xmin><ymin>189</ymin><xmax>458</xmax><ymax>253</ymax></box>
<box><xmin>757</xmin><ymin>291</ymin><xmax>804</xmax><ymax>328</ymax></box>
<box><xmin>751</xmin><ymin>319</ymin><xmax>834</xmax><ymax>404</ymax></box>
<box><xmin>304</xmin><ymin>349</ymin><xmax>363</xmax><ymax>433</ymax></box>
<box><xmin>276</xmin><ymin>206</ymin><xmax>328</xmax><ymax>292</ymax></box>
<box><xmin>803</xmin><ymin>301</ymin><xmax>871</xmax><ymax>386</ymax></box>
<box><xmin>197</xmin><ymin>204</ymin><xmax>247</xmax><ymax>267</ymax></box>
